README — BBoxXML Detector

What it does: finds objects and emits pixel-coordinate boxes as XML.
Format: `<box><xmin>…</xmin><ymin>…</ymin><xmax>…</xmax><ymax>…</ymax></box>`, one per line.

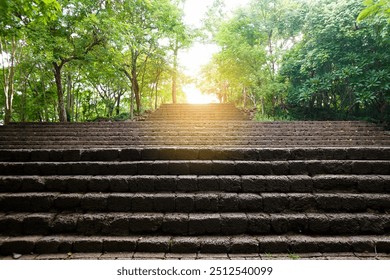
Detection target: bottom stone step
<box><xmin>1</xmin><ymin>235</ymin><xmax>389</xmax><ymax>255</ymax></box>
<box><xmin>3</xmin><ymin>252</ymin><xmax>390</xmax><ymax>260</ymax></box>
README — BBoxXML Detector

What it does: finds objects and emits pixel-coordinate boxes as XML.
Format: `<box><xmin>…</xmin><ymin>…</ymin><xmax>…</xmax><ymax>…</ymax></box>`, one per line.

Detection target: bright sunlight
<box><xmin>183</xmin><ymin>84</ymin><xmax>219</xmax><ymax>104</ymax></box>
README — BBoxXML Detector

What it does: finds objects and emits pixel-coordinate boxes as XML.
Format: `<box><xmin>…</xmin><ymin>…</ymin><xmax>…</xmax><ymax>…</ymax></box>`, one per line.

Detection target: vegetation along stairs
<box><xmin>0</xmin><ymin>103</ymin><xmax>390</xmax><ymax>258</ymax></box>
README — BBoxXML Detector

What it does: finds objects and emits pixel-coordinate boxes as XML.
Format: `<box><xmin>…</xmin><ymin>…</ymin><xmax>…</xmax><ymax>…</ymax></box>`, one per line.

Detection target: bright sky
<box><xmin>180</xmin><ymin>0</ymin><xmax>250</xmax><ymax>103</ymax></box>
<box><xmin>180</xmin><ymin>0</ymin><xmax>249</xmax><ymax>76</ymax></box>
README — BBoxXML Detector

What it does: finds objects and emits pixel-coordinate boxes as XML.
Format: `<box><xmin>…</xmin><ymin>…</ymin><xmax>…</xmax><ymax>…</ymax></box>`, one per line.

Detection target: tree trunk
<box><xmin>131</xmin><ymin>50</ymin><xmax>141</xmax><ymax>113</ymax></box>
<box><xmin>172</xmin><ymin>41</ymin><xmax>178</xmax><ymax>104</ymax></box>
<box><xmin>123</xmin><ymin>67</ymin><xmax>139</xmax><ymax>117</ymax></box>
<box><xmin>116</xmin><ymin>94</ymin><xmax>121</xmax><ymax>116</ymax></box>
<box><xmin>53</xmin><ymin>62</ymin><xmax>67</xmax><ymax>122</ymax></box>
<box><xmin>243</xmin><ymin>87</ymin><xmax>247</xmax><ymax>107</ymax></box>
<box><xmin>66</xmin><ymin>72</ymin><xmax>73</xmax><ymax>122</ymax></box>
<box><xmin>1</xmin><ymin>36</ymin><xmax>17</xmax><ymax>125</ymax></box>
<box><xmin>131</xmin><ymin>67</ymin><xmax>141</xmax><ymax>113</ymax></box>
<box><xmin>155</xmin><ymin>75</ymin><xmax>161</xmax><ymax>110</ymax></box>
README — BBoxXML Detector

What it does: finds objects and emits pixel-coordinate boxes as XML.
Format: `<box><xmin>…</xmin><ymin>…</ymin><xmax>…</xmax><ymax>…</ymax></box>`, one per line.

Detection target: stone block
<box><xmin>23</xmin><ymin>213</ymin><xmax>53</xmax><ymax>235</ymax></box>
<box><xmin>197</xmin><ymin>176</ymin><xmax>219</xmax><ymax>191</ymax></box>
<box><xmin>101</xmin><ymin>215</ymin><xmax>130</xmax><ymax>236</ymax></box>
<box><xmin>107</xmin><ymin>194</ymin><xmax>133</xmax><ymax>212</ymax></box>
<box><xmin>189</xmin><ymin>161</ymin><xmax>214</xmax><ymax>175</ymax></box>
<box><xmin>169</xmin><ymin>161</ymin><xmax>190</xmax><ymax>175</ymax></box>
<box><xmin>220</xmin><ymin>213</ymin><xmax>247</xmax><ymax>234</ymax></box>
<box><xmin>307</xmin><ymin>214</ymin><xmax>330</xmax><ymax>234</ymax></box>
<box><xmin>153</xmin><ymin>194</ymin><xmax>175</xmax><ymax>212</ymax></box>
<box><xmin>258</xmin><ymin>236</ymin><xmax>289</xmax><ymax>253</ymax></box>
<box><xmin>247</xmin><ymin>214</ymin><xmax>271</xmax><ymax>234</ymax></box>
<box><xmin>200</xmin><ymin>237</ymin><xmax>230</xmax><ymax>253</ymax></box>
<box><xmin>54</xmin><ymin>194</ymin><xmax>81</xmax><ymax>210</ymax></box>
<box><xmin>120</xmin><ymin>149</ymin><xmax>142</xmax><ymax>161</ymax></box>
<box><xmin>219</xmin><ymin>176</ymin><xmax>241</xmax><ymax>192</ymax></box>
<box><xmin>51</xmin><ymin>214</ymin><xmax>79</xmax><ymax>233</ymax></box>
<box><xmin>262</xmin><ymin>194</ymin><xmax>289</xmax><ymax>213</ymax></box>
<box><xmin>154</xmin><ymin>176</ymin><xmax>177</xmax><ymax>191</ymax></box>
<box><xmin>151</xmin><ymin>161</ymin><xmax>171</xmax><ymax>175</ymax></box>
<box><xmin>170</xmin><ymin>237</ymin><xmax>200</xmax><ymax>253</ymax></box>
<box><xmin>80</xmin><ymin>194</ymin><xmax>107</xmax><ymax>211</ymax></box>
<box><xmin>72</xmin><ymin>238</ymin><xmax>103</xmax><ymax>253</ymax></box>
<box><xmin>188</xmin><ymin>214</ymin><xmax>221</xmax><ymax>235</ymax></box>
<box><xmin>162</xmin><ymin>213</ymin><xmax>189</xmax><ymax>234</ymax></box>
<box><xmin>35</xmin><ymin>237</ymin><xmax>61</xmax><ymax>254</ymax></box>
<box><xmin>137</xmin><ymin>236</ymin><xmax>170</xmax><ymax>252</ymax></box>
<box><xmin>194</xmin><ymin>194</ymin><xmax>218</xmax><ymax>212</ymax></box>
<box><xmin>77</xmin><ymin>214</ymin><xmax>106</xmax><ymax>235</ymax></box>
<box><xmin>177</xmin><ymin>176</ymin><xmax>197</xmax><ymax>192</ymax></box>
<box><xmin>0</xmin><ymin>236</ymin><xmax>40</xmax><ymax>255</ymax></box>
<box><xmin>115</xmin><ymin>163</ymin><xmax>138</xmax><ymax>175</ymax></box>
<box><xmin>218</xmin><ymin>193</ymin><xmax>239</xmax><ymax>211</ymax></box>
<box><xmin>175</xmin><ymin>194</ymin><xmax>194</xmax><ymax>213</ymax></box>
<box><xmin>128</xmin><ymin>213</ymin><xmax>163</xmax><ymax>233</ymax></box>
<box><xmin>238</xmin><ymin>194</ymin><xmax>263</xmax><ymax>211</ymax></box>
<box><xmin>103</xmin><ymin>237</ymin><xmax>138</xmax><ymax>252</ymax></box>
<box><xmin>212</xmin><ymin>161</ymin><xmax>236</xmax><ymax>175</ymax></box>
<box><xmin>230</xmin><ymin>237</ymin><xmax>259</xmax><ymax>253</ymax></box>
<box><xmin>131</xmin><ymin>194</ymin><xmax>154</xmax><ymax>212</ymax></box>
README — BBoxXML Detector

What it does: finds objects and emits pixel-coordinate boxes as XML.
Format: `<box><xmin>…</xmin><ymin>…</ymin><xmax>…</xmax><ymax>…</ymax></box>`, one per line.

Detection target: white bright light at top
<box><xmin>181</xmin><ymin>0</ymin><xmax>250</xmax><ymax>76</ymax></box>
<box><xmin>183</xmin><ymin>84</ymin><xmax>219</xmax><ymax>104</ymax></box>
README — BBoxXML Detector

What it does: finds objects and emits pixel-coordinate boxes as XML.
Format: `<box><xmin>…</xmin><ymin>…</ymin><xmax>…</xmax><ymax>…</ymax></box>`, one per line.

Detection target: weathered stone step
<box><xmin>2</xmin><ymin>122</ymin><xmax>384</xmax><ymax>132</ymax></box>
<box><xmin>3</xmin><ymin>140</ymin><xmax>390</xmax><ymax>149</ymax></box>
<box><xmin>1</xmin><ymin>160</ymin><xmax>389</xmax><ymax>176</ymax></box>
<box><xmin>1</xmin><ymin>213</ymin><xmax>389</xmax><ymax>236</ymax></box>
<box><xmin>2</xmin><ymin>135</ymin><xmax>388</xmax><ymax>143</ymax></box>
<box><xmin>148</xmin><ymin>104</ymin><xmax>249</xmax><ymax>120</ymax></box>
<box><xmin>1</xmin><ymin>175</ymin><xmax>388</xmax><ymax>193</ymax></box>
<box><xmin>1</xmin><ymin>131</ymin><xmax>386</xmax><ymax>139</ymax></box>
<box><xmin>1</xmin><ymin>193</ymin><xmax>389</xmax><ymax>213</ymax></box>
<box><xmin>1</xmin><ymin>234</ymin><xmax>388</xmax><ymax>255</ymax></box>
<box><xmin>1</xmin><ymin>147</ymin><xmax>390</xmax><ymax>162</ymax></box>
<box><xmin>1</xmin><ymin>124</ymin><xmax>384</xmax><ymax>132</ymax></box>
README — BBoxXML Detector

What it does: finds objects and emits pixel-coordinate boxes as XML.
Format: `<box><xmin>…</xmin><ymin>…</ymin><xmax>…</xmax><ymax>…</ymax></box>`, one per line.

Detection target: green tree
<box><xmin>281</xmin><ymin>0</ymin><xmax>390</xmax><ymax>122</ymax></box>
<box><xmin>201</xmin><ymin>0</ymin><xmax>304</xmax><ymax>115</ymax></box>
<box><xmin>0</xmin><ymin>0</ymin><xmax>60</xmax><ymax>124</ymax></box>
<box><xmin>358</xmin><ymin>0</ymin><xmax>390</xmax><ymax>21</ymax></box>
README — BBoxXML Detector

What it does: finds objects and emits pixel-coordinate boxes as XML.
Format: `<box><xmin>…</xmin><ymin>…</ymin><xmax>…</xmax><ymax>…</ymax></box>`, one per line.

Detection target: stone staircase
<box><xmin>0</xmin><ymin>103</ymin><xmax>389</xmax><ymax>258</ymax></box>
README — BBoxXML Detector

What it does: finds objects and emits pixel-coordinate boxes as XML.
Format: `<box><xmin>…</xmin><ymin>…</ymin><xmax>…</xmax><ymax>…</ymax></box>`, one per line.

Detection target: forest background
<box><xmin>0</xmin><ymin>0</ymin><xmax>389</xmax><ymax>125</ymax></box>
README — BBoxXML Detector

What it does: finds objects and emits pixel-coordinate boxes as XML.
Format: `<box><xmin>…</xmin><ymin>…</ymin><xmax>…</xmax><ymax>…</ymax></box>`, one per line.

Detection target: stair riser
<box><xmin>1</xmin><ymin>175</ymin><xmax>388</xmax><ymax>193</ymax></box>
<box><xmin>1</xmin><ymin>214</ymin><xmax>389</xmax><ymax>236</ymax></box>
<box><xmin>2</xmin><ymin>148</ymin><xmax>389</xmax><ymax>162</ymax></box>
<box><xmin>2</xmin><ymin>194</ymin><xmax>389</xmax><ymax>213</ymax></box>
<box><xmin>1</xmin><ymin>161</ymin><xmax>389</xmax><ymax>176</ymax></box>
<box><xmin>1</xmin><ymin>235</ymin><xmax>388</xmax><ymax>255</ymax></box>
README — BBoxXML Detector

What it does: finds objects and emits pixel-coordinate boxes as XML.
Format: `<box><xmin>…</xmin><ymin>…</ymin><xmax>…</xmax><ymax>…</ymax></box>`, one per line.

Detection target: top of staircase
<box><xmin>146</xmin><ymin>103</ymin><xmax>250</xmax><ymax>121</ymax></box>
<box><xmin>0</xmin><ymin>103</ymin><xmax>389</xmax><ymax>148</ymax></box>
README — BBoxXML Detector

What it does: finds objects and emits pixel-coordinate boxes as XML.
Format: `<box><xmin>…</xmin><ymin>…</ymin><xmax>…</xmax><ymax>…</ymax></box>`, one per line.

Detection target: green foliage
<box><xmin>358</xmin><ymin>0</ymin><xmax>390</xmax><ymax>21</ymax></box>
<box><xmin>1</xmin><ymin>0</ymin><xmax>188</xmax><ymax>123</ymax></box>
<box><xmin>200</xmin><ymin>0</ymin><xmax>304</xmax><ymax>117</ymax></box>
<box><xmin>280</xmin><ymin>0</ymin><xmax>390</xmax><ymax>124</ymax></box>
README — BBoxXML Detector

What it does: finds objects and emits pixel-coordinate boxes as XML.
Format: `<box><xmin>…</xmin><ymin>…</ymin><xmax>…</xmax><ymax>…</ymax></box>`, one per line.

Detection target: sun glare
<box><xmin>183</xmin><ymin>84</ymin><xmax>219</xmax><ymax>104</ymax></box>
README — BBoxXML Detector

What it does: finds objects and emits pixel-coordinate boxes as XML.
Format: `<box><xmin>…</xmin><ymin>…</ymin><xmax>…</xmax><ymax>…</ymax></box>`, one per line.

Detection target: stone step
<box><xmin>1</xmin><ymin>127</ymin><xmax>386</xmax><ymax>133</ymax></box>
<box><xmin>1</xmin><ymin>175</ymin><xmax>388</xmax><ymax>193</ymax></box>
<box><xmin>1</xmin><ymin>213</ymin><xmax>389</xmax><ymax>236</ymax></box>
<box><xmin>0</xmin><ymin>160</ymin><xmax>389</xmax><ymax>176</ymax></box>
<box><xmin>2</xmin><ymin>135</ymin><xmax>389</xmax><ymax>142</ymax></box>
<box><xmin>2</xmin><ymin>121</ymin><xmax>383</xmax><ymax>129</ymax></box>
<box><xmin>1</xmin><ymin>192</ymin><xmax>389</xmax><ymax>213</ymax></box>
<box><xmin>148</xmin><ymin>104</ymin><xmax>249</xmax><ymax>120</ymax></box>
<box><xmin>1</xmin><ymin>147</ymin><xmax>390</xmax><ymax>162</ymax></box>
<box><xmin>3</xmin><ymin>140</ymin><xmax>390</xmax><ymax>149</ymax></box>
<box><xmin>1</xmin><ymin>131</ymin><xmax>387</xmax><ymax>139</ymax></box>
<box><xmin>0</xmin><ymin>234</ymin><xmax>389</xmax><ymax>255</ymax></box>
